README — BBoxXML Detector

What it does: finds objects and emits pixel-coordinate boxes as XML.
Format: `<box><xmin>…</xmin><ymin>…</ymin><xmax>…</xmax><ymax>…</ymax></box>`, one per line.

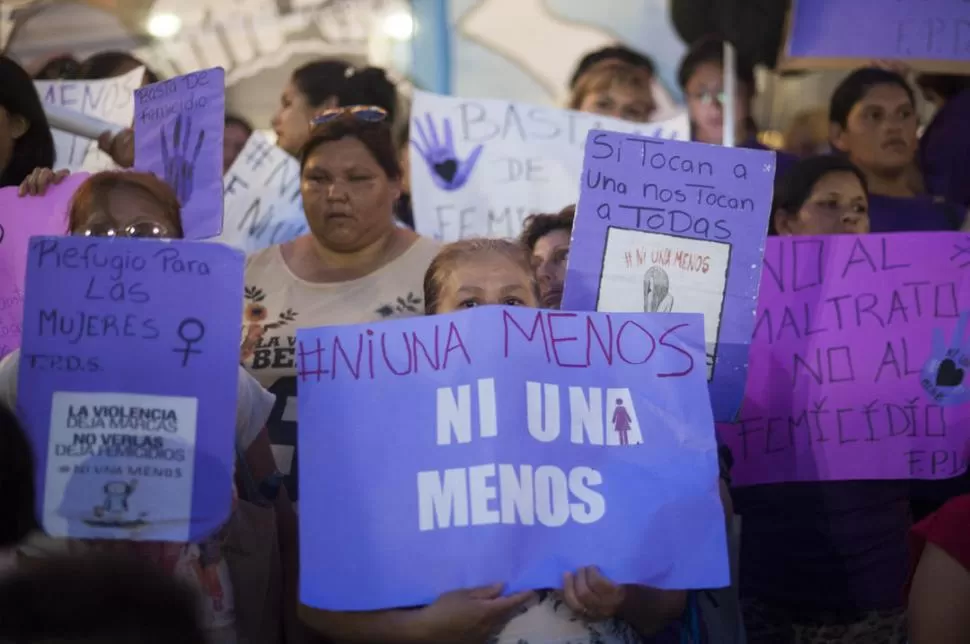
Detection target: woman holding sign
<box><xmin>1</xmin><ymin>170</ymin><xmax>293</xmax><ymax>644</ymax></box>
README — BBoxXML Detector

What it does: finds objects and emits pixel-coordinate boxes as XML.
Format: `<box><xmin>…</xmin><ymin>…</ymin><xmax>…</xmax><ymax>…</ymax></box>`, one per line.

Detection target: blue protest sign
<box><xmin>297</xmin><ymin>306</ymin><xmax>728</xmax><ymax>611</ymax></box>
<box><xmin>17</xmin><ymin>236</ymin><xmax>243</xmax><ymax>542</ymax></box>
<box><xmin>134</xmin><ymin>68</ymin><xmax>226</xmax><ymax>240</ymax></box>
<box><xmin>561</xmin><ymin>130</ymin><xmax>775</xmax><ymax>422</ymax></box>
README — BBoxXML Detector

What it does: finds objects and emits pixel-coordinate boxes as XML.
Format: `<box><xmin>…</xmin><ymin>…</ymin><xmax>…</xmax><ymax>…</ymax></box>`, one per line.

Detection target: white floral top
<box><xmin>490</xmin><ymin>591</ymin><xmax>644</xmax><ymax>644</ymax></box>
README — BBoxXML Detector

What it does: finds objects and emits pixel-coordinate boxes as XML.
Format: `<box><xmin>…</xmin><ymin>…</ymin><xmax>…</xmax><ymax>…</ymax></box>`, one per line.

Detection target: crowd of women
<box><xmin>1</xmin><ymin>32</ymin><xmax>970</xmax><ymax>644</ymax></box>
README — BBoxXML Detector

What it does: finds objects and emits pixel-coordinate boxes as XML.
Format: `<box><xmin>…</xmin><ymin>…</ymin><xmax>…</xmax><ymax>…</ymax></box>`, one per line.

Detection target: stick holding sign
<box><xmin>562</xmin><ymin>130</ymin><xmax>776</xmax><ymax>422</ymax></box>
<box><xmin>297</xmin><ymin>306</ymin><xmax>727</xmax><ymax>611</ymax></box>
<box><xmin>134</xmin><ymin>67</ymin><xmax>225</xmax><ymax>240</ymax></box>
<box><xmin>17</xmin><ymin>236</ymin><xmax>243</xmax><ymax>542</ymax></box>
<box><xmin>717</xmin><ymin>232</ymin><xmax>970</xmax><ymax>486</ymax></box>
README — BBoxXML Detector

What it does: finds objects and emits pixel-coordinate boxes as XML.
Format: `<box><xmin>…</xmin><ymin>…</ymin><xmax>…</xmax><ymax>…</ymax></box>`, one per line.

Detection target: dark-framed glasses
<box><xmin>690</xmin><ymin>90</ymin><xmax>728</xmax><ymax>106</ymax></box>
<box><xmin>310</xmin><ymin>105</ymin><xmax>389</xmax><ymax>127</ymax></box>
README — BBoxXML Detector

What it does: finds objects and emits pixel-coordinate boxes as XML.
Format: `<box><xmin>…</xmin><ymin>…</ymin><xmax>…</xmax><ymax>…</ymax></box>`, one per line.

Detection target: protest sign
<box><xmin>0</xmin><ymin>175</ymin><xmax>87</xmax><ymax>360</ymax></box>
<box><xmin>781</xmin><ymin>0</ymin><xmax>970</xmax><ymax>73</ymax></box>
<box><xmin>297</xmin><ymin>306</ymin><xmax>728</xmax><ymax>610</ymax></box>
<box><xmin>718</xmin><ymin>232</ymin><xmax>970</xmax><ymax>486</ymax></box>
<box><xmin>410</xmin><ymin>90</ymin><xmax>691</xmax><ymax>242</ymax></box>
<box><xmin>134</xmin><ymin>67</ymin><xmax>226</xmax><ymax>240</ymax></box>
<box><xmin>35</xmin><ymin>67</ymin><xmax>145</xmax><ymax>172</ymax></box>
<box><xmin>561</xmin><ymin>130</ymin><xmax>775</xmax><ymax>422</ymax></box>
<box><xmin>18</xmin><ymin>236</ymin><xmax>243</xmax><ymax>541</ymax></box>
<box><xmin>216</xmin><ymin>131</ymin><xmax>307</xmax><ymax>253</ymax></box>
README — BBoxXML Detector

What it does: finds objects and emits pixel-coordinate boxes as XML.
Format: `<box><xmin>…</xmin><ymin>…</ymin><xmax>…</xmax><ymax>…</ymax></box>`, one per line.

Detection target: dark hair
<box><xmin>79</xmin><ymin>51</ymin><xmax>159</xmax><ymax>85</ymax></box>
<box><xmin>398</xmin><ymin>121</ymin><xmax>409</xmax><ymax>150</ymax></box>
<box><xmin>570</xmin><ymin>45</ymin><xmax>656</xmax><ymax>89</ymax></box>
<box><xmin>225</xmin><ymin>114</ymin><xmax>253</xmax><ymax>135</ymax></box>
<box><xmin>334</xmin><ymin>67</ymin><xmax>398</xmax><ymax>124</ymax></box>
<box><xmin>0</xmin><ymin>553</ymin><xmax>207</xmax><ymax>643</ymax></box>
<box><xmin>829</xmin><ymin>67</ymin><xmax>915</xmax><ymax>128</ymax></box>
<box><xmin>916</xmin><ymin>73</ymin><xmax>970</xmax><ymax>102</ymax></box>
<box><xmin>0</xmin><ymin>403</ymin><xmax>38</xmax><ymax>547</ymax></box>
<box><xmin>33</xmin><ymin>54</ymin><xmax>81</xmax><ymax>80</ymax></box>
<box><xmin>770</xmin><ymin>155</ymin><xmax>868</xmax><ymax>234</ymax></box>
<box><xmin>519</xmin><ymin>205</ymin><xmax>576</xmax><ymax>250</ymax></box>
<box><xmin>68</xmin><ymin>171</ymin><xmax>183</xmax><ymax>237</ymax></box>
<box><xmin>291</xmin><ymin>58</ymin><xmax>353</xmax><ymax>108</ymax></box>
<box><xmin>424</xmin><ymin>239</ymin><xmax>538</xmax><ymax>314</ymax></box>
<box><xmin>300</xmin><ymin>113</ymin><xmax>400</xmax><ymax>180</ymax></box>
<box><xmin>0</xmin><ymin>56</ymin><xmax>56</xmax><ymax>188</ymax></box>
<box><xmin>677</xmin><ymin>37</ymin><xmax>756</xmax><ymax>92</ymax></box>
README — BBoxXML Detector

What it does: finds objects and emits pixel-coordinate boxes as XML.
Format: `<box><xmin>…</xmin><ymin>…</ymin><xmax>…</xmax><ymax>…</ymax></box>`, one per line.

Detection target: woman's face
<box><xmin>435</xmin><ymin>253</ymin><xmax>539</xmax><ymax>314</ymax></box>
<box><xmin>0</xmin><ymin>106</ymin><xmax>26</xmax><ymax>180</ymax></box>
<box><xmin>272</xmin><ymin>81</ymin><xmax>317</xmax><ymax>157</ymax></box>
<box><xmin>301</xmin><ymin>137</ymin><xmax>400</xmax><ymax>253</ymax></box>
<box><xmin>831</xmin><ymin>83</ymin><xmax>918</xmax><ymax>176</ymax></box>
<box><xmin>774</xmin><ymin>171</ymin><xmax>870</xmax><ymax>236</ymax></box>
<box><xmin>223</xmin><ymin>122</ymin><xmax>251</xmax><ymax>173</ymax></box>
<box><xmin>75</xmin><ymin>187</ymin><xmax>178</xmax><ymax>238</ymax></box>
<box><xmin>531</xmin><ymin>228</ymin><xmax>570</xmax><ymax>309</ymax></box>
<box><xmin>578</xmin><ymin>82</ymin><xmax>655</xmax><ymax>123</ymax></box>
<box><xmin>685</xmin><ymin>62</ymin><xmax>751</xmax><ymax>144</ymax></box>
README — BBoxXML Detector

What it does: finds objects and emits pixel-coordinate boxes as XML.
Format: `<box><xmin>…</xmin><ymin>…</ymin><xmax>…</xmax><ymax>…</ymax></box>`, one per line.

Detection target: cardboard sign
<box><xmin>297</xmin><ymin>306</ymin><xmax>728</xmax><ymax>610</ymax></box>
<box><xmin>0</xmin><ymin>175</ymin><xmax>88</xmax><ymax>359</ymax></box>
<box><xmin>217</xmin><ymin>131</ymin><xmax>308</xmax><ymax>253</ymax></box>
<box><xmin>134</xmin><ymin>67</ymin><xmax>226</xmax><ymax>240</ymax></box>
<box><xmin>781</xmin><ymin>0</ymin><xmax>970</xmax><ymax>73</ymax></box>
<box><xmin>562</xmin><ymin>130</ymin><xmax>776</xmax><ymax>422</ymax></box>
<box><xmin>18</xmin><ymin>236</ymin><xmax>244</xmax><ymax>541</ymax></box>
<box><xmin>410</xmin><ymin>90</ymin><xmax>691</xmax><ymax>242</ymax></box>
<box><xmin>719</xmin><ymin>232</ymin><xmax>970</xmax><ymax>486</ymax></box>
<box><xmin>35</xmin><ymin>67</ymin><xmax>145</xmax><ymax>172</ymax></box>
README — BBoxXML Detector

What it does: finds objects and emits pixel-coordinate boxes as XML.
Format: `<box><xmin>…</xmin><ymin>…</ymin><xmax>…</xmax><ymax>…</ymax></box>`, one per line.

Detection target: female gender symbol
<box><xmin>173</xmin><ymin>317</ymin><xmax>205</xmax><ymax>367</ymax></box>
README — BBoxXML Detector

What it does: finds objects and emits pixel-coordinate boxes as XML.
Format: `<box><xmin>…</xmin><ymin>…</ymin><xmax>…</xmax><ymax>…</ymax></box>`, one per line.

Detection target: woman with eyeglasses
<box><xmin>2</xmin><ymin>170</ymin><xmax>293</xmax><ymax>644</ymax></box>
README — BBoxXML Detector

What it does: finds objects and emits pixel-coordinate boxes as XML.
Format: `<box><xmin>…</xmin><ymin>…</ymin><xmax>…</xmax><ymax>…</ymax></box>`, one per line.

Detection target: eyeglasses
<box><xmin>75</xmin><ymin>219</ymin><xmax>171</xmax><ymax>239</ymax></box>
<box><xmin>689</xmin><ymin>91</ymin><xmax>728</xmax><ymax>106</ymax></box>
<box><xmin>310</xmin><ymin>105</ymin><xmax>388</xmax><ymax>127</ymax></box>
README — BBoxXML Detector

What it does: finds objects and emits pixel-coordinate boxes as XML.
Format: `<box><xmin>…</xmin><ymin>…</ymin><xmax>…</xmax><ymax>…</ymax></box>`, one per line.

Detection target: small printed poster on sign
<box><xmin>35</xmin><ymin>67</ymin><xmax>145</xmax><ymax>172</ymax></box>
<box><xmin>217</xmin><ymin>131</ymin><xmax>307</xmax><ymax>253</ymax></box>
<box><xmin>17</xmin><ymin>236</ymin><xmax>244</xmax><ymax>541</ymax></box>
<box><xmin>562</xmin><ymin>130</ymin><xmax>776</xmax><ymax>422</ymax></box>
<box><xmin>0</xmin><ymin>175</ymin><xmax>87</xmax><ymax>360</ymax></box>
<box><xmin>781</xmin><ymin>0</ymin><xmax>970</xmax><ymax>73</ymax></box>
<box><xmin>297</xmin><ymin>306</ymin><xmax>727</xmax><ymax>611</ymax></box>
<box><xmin>410</xmin><ymin>90</ymin><xmax>690</xmax><ymax>242</ymax></box>
<box><xmin>718</xmin><ymin>233</ymin><xmax>970</xmax><ymax>486</ymax></box>
<box><xmin>134</xmin><ymin>67</ymin><xmax>226</xmax><ymax>240</ymax></box>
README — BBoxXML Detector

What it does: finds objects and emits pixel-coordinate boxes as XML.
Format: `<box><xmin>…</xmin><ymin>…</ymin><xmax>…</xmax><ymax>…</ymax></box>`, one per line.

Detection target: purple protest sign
<box><xmin>18</xmin><ymin>236</ymin><xmax>243</xmax><ymax>541</ymax></box>
<box><xmin>561</xmin><ymin>130</ymin><xmax>776</xmax><ymax>422</ymax></box>
<box><xmin>134</xmin><ymin>67</ymin><xmax>225</xmax><ymax>240</ymax></box>
<box><xmin>782</xmin><ymin>0</ymin><xmax>970</xmax><ymax>73</ymax></box>
<box><xmin>297</xmin><ymin>306</ymin><xmax>728</xmax><ymax>611</ymax></box>
<box><xmin>717</xmin><ymin>233</ymin><xmax>970</xmax><ymax>486</ymax></box>
<box><xmin>0</xmin><ymin>175</ymin><xmax>88</xmax><ymax>359</ymax></box>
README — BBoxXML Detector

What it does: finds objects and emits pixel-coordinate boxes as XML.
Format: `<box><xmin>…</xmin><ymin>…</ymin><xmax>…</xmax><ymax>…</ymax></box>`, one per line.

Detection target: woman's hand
<box><xmin>413</xmin><ymin>583</ymin><xmax>535</xmax><ymax>643</ymax></box>
<box><xmin>98</xmin><ymin>128</ymin><xmax>135</xmax><ymax>168</ymax></box>
<box><xmin>561</xmin><ymin>566</ymin><xmax>627</xmax><ymax>621</ymax></box>
<box><xmin>18</xmin><ymin>167</ymin><xmax>71</xmax><ymax>197</ymax></box>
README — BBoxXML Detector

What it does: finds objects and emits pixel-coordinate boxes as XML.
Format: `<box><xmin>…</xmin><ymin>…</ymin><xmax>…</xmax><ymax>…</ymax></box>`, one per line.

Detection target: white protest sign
<box><xmin>217</xmin><ymin>131</ymin><xmax>308</xmax><ymax>253</ymax></box>
<box><xmin>410</xmin><ymin>90</ymin><xmax>691</xmax><ymax>242</ymax></box>
<box><xmin>34</xmin><ymin>67</ymin><xmax>145</xmax><ymax>173</ymax></box>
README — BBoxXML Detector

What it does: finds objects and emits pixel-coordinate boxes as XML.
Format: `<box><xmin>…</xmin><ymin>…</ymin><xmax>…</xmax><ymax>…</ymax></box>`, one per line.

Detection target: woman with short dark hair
<box><xmin>0</xmin><ymin>56</ymin><xmax>56</xmax><ymax>188</ymax></box>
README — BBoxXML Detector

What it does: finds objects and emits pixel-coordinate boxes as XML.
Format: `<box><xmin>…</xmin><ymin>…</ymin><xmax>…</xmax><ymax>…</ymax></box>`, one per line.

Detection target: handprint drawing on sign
<box><xmin>412</xmin><ymin>114</ymin><xmax>483</xmax><ymax>192</ymax></box>
<box><xmin>161</xmin><ymin>113</ymin><xmax>205</xmax><ymax>205</ymax></box>
<box><xmin>921</xmin><ymin>311</ymin><xmax>970</xmax><ymax>406</ymax></box>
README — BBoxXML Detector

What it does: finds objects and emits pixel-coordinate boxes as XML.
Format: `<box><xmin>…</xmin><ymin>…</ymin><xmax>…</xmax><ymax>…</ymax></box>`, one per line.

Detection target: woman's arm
<box><xmin>909</xmin><ymin>542</ymin><xmax>970</xmax><ymax>644</ymax></box>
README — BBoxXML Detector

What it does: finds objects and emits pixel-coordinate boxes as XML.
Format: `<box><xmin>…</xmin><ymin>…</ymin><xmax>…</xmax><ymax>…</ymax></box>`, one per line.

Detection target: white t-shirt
<box><xmin>240</xmin><ymin>236</ymin><xmax>439</xmax><ymax>502</ymax></box>
<box><xmin>0</xmin><ymin>350</ymin><xmax>274</xmax><ymax>642</ymax></box>
<box><xmin>492</xmin><ymin>592</ymin><xmax>641</xmax><ymax>644</ymax></box>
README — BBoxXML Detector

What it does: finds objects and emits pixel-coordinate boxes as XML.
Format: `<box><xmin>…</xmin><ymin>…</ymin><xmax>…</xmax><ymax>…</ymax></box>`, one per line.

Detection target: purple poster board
<box><xmin>18</xmin><ymin>236</ymin><xmax>243</xmax><ymax>542</ymax></box>
<box><xmin>782</xmin><ymin>0</ymin><xmax>970</xmax><ymax>73</ymax></box>
<box><xmin>561</xmin><ymin>130</ymin><xmax>776</xmax><ymax>422</ymax></box>
<box><xmin>0</xmin><ymin>175</ymin><xmax>87</xmax><ymax>359</ymax></box>
<box><xmin>297</xmin><ymin>307</ymin><xmax>728</xmax><ymax>610</ymax></box>
<box><xmin>718</xmin><ymin>233</ymin><xmax>970</xmax><ymax>486</ymax></box>
<box><xmin>134</xmin><ymin>67</ymin><xmax>225</xmax><ymax>240</ymax></box>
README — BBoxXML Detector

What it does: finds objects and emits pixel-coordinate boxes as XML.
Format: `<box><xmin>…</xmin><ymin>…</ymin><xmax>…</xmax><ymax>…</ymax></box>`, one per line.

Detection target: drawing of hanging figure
<box><xmin>643</xmin><ymin>266</ymin><xmax>674</xmax><ymax>313</ymax></box>
<box><xmin>612</xmin><ymin>398</ymin><xmax>634</xmax><ymax>446</ymax></box>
